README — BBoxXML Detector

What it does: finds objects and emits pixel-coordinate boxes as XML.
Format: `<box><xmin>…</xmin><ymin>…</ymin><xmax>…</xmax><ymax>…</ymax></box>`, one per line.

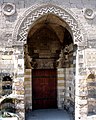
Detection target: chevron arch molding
<box><xmin>13</xmin><ymin>4</ymin><xmax>83</xmax><ymax>45</ymax></box>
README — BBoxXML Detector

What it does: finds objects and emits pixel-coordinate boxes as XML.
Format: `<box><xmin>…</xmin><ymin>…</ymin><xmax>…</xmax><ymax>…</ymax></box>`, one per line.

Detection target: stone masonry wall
<box><xmin>0</xmin><ymin>0</ymin><xmax>96</xmax><ymax>47</ymax></box>
<box><xmin>0</xmin><ymin>0</ymin><xmax>96</xmax><ymax>120</ymax></box>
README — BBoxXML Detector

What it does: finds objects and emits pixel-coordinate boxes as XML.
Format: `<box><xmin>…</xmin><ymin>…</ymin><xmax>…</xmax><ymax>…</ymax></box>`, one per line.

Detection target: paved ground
<box><xmin>0</xmin><ymin>117</ymin><xmax>18</xmax><ymax>120</ymax></box>
<box><xmin>87</xmin><ymin>114</ymin><xmax>96</xmax><ymax>120</ymax></box>
<box><xmin>25</xmin><ymin>109</ymin><xmax>73</xmax><ymax>120</ymax></box>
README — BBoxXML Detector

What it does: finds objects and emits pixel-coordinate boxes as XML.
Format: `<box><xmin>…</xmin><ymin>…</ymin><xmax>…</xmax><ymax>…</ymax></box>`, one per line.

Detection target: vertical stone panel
<box><xmin>65</xmin><ymin>68</ymin><xmax>75</xmax><ymax>110</ymax></box>
<box><xmin>13</xmin><ymin>47</ymin><xmax>25</xmax><ymax>120</ymax></box>
<box><xmin>24</xmin><ymin>69</ymin><xmax>32</xmax><ymax>110</ymax></box>
<box><xmin>75</xmin><ymin>49</ymin><xmax>88</xmax><ymax>120</ymax></box>
<box><xmin>57</xmin><ymin>68</ymin><xmax>65</xmax><ymax>109</ymax></box>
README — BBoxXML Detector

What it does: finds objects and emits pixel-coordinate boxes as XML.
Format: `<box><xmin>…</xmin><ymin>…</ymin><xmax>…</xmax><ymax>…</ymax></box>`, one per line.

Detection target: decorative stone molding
<box><xmin>2</xmin><ymin>3</ymin><xmax>15</xmax><ymax>16</ymax></box>
<box><xmin>12</xmin><ymin>4</ymin><xmax>83</xmax><ymax>45</ymax></box>
<box><xmin>83</xmin><ymin>8</ymin><xmax>95</xmax><ymax>20</ymax></box>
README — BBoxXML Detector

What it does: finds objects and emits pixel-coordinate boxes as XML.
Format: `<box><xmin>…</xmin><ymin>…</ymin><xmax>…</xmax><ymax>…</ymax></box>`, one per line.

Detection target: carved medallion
<box><xmin>2</xmin><ymin>3</ymin><xmax>16</xmax><ymax>16</ymax></box>
<box><xmin>84</xmin><ymin>8</ymin><xmax>95</xmax><ymax>19</ymax></box>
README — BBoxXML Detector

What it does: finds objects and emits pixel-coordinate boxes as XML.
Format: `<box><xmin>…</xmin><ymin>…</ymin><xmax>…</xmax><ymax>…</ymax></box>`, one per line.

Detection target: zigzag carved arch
<box><xmin>12</xmin><ymin>4</ymin><xmax>83</xmax><ymax>45</ymax></box>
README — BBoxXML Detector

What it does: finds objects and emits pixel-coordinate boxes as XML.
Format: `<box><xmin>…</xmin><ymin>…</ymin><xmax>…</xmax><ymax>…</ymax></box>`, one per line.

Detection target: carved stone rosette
<box><xmin>83</xmin><ymin>8</ymin><xmax>95</xmax><ymax>20</ymax></box>
<box><xmin>2</xmin><ymin>3</ymin><xmax>16</xmax><ymax>16</ymax></box>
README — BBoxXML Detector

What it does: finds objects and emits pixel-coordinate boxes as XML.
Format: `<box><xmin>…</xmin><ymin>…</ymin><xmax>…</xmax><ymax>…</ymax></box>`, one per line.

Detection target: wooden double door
<box><xmin>32</xmin><ymin>69</ymin><xmax>57</xmax><ymax>110</ymax></box>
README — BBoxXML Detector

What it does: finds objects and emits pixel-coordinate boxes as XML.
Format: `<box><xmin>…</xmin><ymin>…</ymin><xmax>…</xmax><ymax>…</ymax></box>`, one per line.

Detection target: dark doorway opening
<box><xmin>32</xmin><ymin>69</ymin><xmax>57</xmax><ymax>110</ymax></box>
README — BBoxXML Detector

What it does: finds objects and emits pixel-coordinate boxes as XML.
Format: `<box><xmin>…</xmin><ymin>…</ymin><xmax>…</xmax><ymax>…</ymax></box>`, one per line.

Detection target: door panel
<box><xmin>32</xmin><ymin>69</ymin><xmax>57</xmax><ymax>110</ymax></box>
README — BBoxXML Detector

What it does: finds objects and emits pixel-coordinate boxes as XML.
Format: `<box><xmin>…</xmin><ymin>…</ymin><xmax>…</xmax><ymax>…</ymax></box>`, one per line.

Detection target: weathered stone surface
<box><xmin>0</xmin><ymin>0</ymin><xmax>96</xmax><ymax>120</ymax></box>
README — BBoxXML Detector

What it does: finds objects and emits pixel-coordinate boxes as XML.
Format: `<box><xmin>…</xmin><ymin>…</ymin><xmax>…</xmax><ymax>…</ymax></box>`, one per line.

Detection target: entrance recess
<box><xmin>32</xmin><ymin>69</ymin><xmax>57</xmax><ymax>110</ymax></box>
<box><xmin>24</xmin><ymin>13</ymin><xmax>75</xmax><ymax>113</ymax></box>
<box><xmin>12</xmin><ymin>4</ymin><xmax>85</xmax><ymax>120</ymax></box>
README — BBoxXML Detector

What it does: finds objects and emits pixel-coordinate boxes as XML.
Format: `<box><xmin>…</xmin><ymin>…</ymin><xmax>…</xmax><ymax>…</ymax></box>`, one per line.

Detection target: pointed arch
<box><xmin>12</xmin><ymin>4</ymin><xmax>84</xmax><ymax>46</ymax></box>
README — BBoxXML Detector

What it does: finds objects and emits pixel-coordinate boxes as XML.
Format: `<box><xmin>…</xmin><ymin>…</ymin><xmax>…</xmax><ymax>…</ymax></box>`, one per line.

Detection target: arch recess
<box><xmin>12</xmin><ymin>4</ymin><xmax>83</xmax><ymax>45</ymax></box>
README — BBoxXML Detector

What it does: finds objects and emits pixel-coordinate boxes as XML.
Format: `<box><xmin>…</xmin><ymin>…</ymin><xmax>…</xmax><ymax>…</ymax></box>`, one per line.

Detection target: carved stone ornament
<box><xmin>12</xmin><ymin>4</ymin><xmax>84</xmax><ymax>45</ymax></box>
<box><xmin>84</xmin><ymin>8</ymin><xmax>95</xmax><ymax>19</ymax></box>
<box><xmin>2</xmin><ymin>3</ymin><xmax>15</xmax><ymax>16</ymax></box>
